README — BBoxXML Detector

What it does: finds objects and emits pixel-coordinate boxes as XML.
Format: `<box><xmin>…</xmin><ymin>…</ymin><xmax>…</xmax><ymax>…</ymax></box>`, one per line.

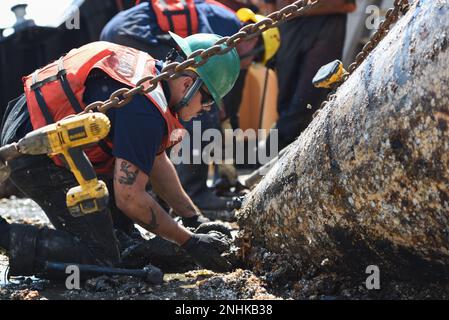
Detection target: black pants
<box><xmin>275</xmin><ymin>14</ymin><xmax>347</xmax><ymax>149</ymax></box>
<box><xmin>223</xmin><ymin>69</ymin><xmax>248</xmax><ymax>130</ymax></box>
<box><xmin>175</xmin><ymin>104</ymin><xmax>222</xmax><ymax>201</ymax></box>
<box><xmin>6</xmin><ymin>154</ymin><xmax>121</xmax><ymax>275</ymax></box>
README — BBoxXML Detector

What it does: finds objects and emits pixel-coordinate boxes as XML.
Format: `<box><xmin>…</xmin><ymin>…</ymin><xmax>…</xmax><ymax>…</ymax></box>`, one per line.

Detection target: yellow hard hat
<box><xmin>236</xmin><ymin>8</ymin><xmax>280</xmax><ymax>65</ymax></box>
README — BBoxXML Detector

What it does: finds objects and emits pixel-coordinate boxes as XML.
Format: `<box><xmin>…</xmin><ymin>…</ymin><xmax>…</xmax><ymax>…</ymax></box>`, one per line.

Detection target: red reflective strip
<box><xmin>151</xmin><ymin>0</ymin><xmax>199</xmax><ymax>37</ymax></box>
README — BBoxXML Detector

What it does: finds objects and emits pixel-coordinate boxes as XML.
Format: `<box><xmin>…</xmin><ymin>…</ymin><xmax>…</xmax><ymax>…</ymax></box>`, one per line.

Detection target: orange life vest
<box><xmin>23</xmin><ymin>41</ymin><xmax>184</xmax><ymax>176</ymax></box>
<box><xmin>151</xmin><ymin>0</ymin><xmax>199</xmax><ymax>37</ymax></box>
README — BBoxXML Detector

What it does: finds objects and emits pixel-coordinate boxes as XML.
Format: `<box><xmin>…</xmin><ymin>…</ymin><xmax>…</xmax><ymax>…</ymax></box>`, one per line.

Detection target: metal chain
<box><xmin>345</xmin><ymin>0</ymin><xmax>410</xmax><ymax>78</ymax></box>
<box><xmin>319</xmin><ymin>0</ymin><xmax>409</xmax><ymax>109</ymax></box>
<box><xmin>82</xmin><ymin>0</ymin><xmax>409</xmax><ymax>116</ymax></box>
<box><xmin>82</xmin><ymin>0</ymin><xmax>320</xmax><ymax>115</ymax></box>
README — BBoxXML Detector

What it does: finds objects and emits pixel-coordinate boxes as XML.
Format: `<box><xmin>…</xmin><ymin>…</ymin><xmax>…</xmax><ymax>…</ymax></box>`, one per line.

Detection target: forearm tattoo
<box><xmin>142</xmin><ymin>208</ymin><xmax>160</xmax><ymax>231</ymax></box>
<box><xmin>116</xmin><ymin>161</ymin><xmax>139</xmax><ymax>185</ymax></box>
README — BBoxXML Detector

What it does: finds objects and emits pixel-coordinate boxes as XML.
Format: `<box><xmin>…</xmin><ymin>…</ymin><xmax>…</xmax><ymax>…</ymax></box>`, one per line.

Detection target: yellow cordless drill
<box><xmin>0</xmin><ymin>113</ymin><xmax>111</xmax><ymax>217</ymax></box>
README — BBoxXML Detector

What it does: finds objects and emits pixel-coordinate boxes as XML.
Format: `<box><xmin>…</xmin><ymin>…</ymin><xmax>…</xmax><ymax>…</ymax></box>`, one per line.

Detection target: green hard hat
<box><xmin>170</xmin><ymin>32</ymin><xmax>240</xmax><ymax>106</ymax></box>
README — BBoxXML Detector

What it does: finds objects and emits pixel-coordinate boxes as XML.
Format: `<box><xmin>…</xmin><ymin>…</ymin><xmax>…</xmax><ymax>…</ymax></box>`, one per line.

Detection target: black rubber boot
<box><xmin>7</xmin><ymin>224</ymin><xmax>117</xmax><ymax>277</ymax></box>
<box><xmin>0</xmin><ymin>216</ymin><xmax>10</xmax><ymax>252</ymax></box>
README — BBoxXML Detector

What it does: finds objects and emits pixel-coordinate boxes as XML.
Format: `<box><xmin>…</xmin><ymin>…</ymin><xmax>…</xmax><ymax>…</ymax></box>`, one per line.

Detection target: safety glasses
<box><xmin>175</xmin><ymin>75</ymin><xmax>215</xmax><ymax>112</ymax></box>
<box><xmin>199</xmin><ymin>85</ymin><xmax>214</xmax><ymax>108</ymax></box>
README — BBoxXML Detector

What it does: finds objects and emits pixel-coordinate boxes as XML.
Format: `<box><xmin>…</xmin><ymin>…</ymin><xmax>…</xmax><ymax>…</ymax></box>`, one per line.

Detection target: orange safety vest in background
<box><xmin>151</xmin><ymin>0</ymin><xmax>199</xmax><ymax>37</ymax></box>
<box><xmin>23</xmin><ymin>41</ymin><xmax>184</xmax><ymax>175</ymax></box>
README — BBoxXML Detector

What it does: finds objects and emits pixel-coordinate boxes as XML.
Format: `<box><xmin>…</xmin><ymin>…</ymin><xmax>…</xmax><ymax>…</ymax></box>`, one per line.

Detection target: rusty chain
<box><xmin>81</xmin><ymin>0</ymin><xmax>410</xmax><ymax>117</ymax></box>
<box><xmin>345</xmin><ymin>0</ymin><xmax>410</xmax><ymax>78</ymax></box>
<box><xmin>318</xmin><ymin>0</ymin><xmax>409</xmax><ymax>109</ymax></box>
<box><xmin>82</xmin><ymin>0</ymin><xmax>320</xmax><ymax>115</ymax></box>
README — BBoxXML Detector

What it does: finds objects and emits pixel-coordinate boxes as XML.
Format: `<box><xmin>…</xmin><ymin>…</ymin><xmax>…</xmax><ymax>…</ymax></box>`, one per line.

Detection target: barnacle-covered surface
<box><xmin>238</xmin><ymin>0</ymin><xmax>449</xmax><ymax>280</ymax></box>
<box><xmin>3</xmin><ymin>0</ymin><xmax>449</xmax><ymax>301</ymax></box>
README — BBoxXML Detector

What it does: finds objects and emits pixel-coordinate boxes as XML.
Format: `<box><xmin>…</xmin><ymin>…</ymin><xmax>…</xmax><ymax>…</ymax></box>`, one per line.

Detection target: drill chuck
<box><xmin>16</xmin><ymin>113</ymin><xmax>110</xmax><ymax>155</ymax></box>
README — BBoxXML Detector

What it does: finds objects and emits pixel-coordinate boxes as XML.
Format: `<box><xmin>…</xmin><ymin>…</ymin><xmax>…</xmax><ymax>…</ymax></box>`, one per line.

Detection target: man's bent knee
<box><xmin>7</xmin><ymin>223</ymin><xmax>120</xmax><ymax>277</ymax></box>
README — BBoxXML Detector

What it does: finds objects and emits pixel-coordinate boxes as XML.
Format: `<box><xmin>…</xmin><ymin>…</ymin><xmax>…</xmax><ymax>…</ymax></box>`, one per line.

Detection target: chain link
<box><xmin>345</xmin><ymin>0</ymin><xmax>409</xmax><ymax>78</ymax></box>
<box><xmin>83</xmin><ymin>0</ymin><xmax>319</xmax><ymax>115</ymax></box>
<box><xmin>318</xmin><ymin>0</ymin><xmax>409</xmax><ymax>110</ymax></box>
<box><xmin>82</xmin><ymin>0</ymin><xmax>409</xmax><ymax>118</ymax></box>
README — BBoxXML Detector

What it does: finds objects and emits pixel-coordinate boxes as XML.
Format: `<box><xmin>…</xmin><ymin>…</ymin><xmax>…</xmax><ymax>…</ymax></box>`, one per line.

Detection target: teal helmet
<box><xmin>169</xmin><ymin>32</ymin><xmax>240</xmax><ymax>106</ymax></box>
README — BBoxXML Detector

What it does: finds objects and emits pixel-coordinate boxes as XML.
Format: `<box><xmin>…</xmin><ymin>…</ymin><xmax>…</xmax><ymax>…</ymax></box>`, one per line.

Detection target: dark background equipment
<box><xmin>0</xmin><ymin>0</ymin><xmax>133</xmax><ymax>121</ymax></box>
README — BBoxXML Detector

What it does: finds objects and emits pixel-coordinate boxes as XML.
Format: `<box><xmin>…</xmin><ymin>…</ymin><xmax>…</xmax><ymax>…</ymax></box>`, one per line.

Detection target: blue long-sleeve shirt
<box><xmin>100</xmin><ymin>0</ymin><xmax>242</xmax><ymax>48</ymax></box>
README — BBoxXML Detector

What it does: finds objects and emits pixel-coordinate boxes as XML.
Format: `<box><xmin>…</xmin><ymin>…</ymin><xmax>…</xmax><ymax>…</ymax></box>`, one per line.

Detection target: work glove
<box><xmin>182</xmin><ymin>214</ymin><xmax>210</xmax><ymax>229</ymax></box>
<box><xmin>195</xmin><ymin>221</ymin><xmax>233</xmax><ymax>239</ymax></box>
<box><xmin>181</xmin><ymin>233</ymin><xmax>232</xmax><ymax>272</ymax></box>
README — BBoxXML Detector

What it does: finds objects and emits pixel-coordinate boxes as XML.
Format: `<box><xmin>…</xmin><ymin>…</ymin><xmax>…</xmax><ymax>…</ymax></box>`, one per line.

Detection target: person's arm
<box><xmin>108</xmin><ymin>87</ymin><xmax>229</xmax><ymax>270</ymax></box>
<box><xmin>113</xmin><ymin>157</ymin><xmax>192</xmax><ymax>245</ymax></box>
<box><xmin>114</xmin><ymin>158</ymin><xmax>230</xmax><ymax>271</ymax></box>
<box><xmin>149</xmin><ymin>152</ymin><xmax>200</xmax><ymax>218</ymax></box>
